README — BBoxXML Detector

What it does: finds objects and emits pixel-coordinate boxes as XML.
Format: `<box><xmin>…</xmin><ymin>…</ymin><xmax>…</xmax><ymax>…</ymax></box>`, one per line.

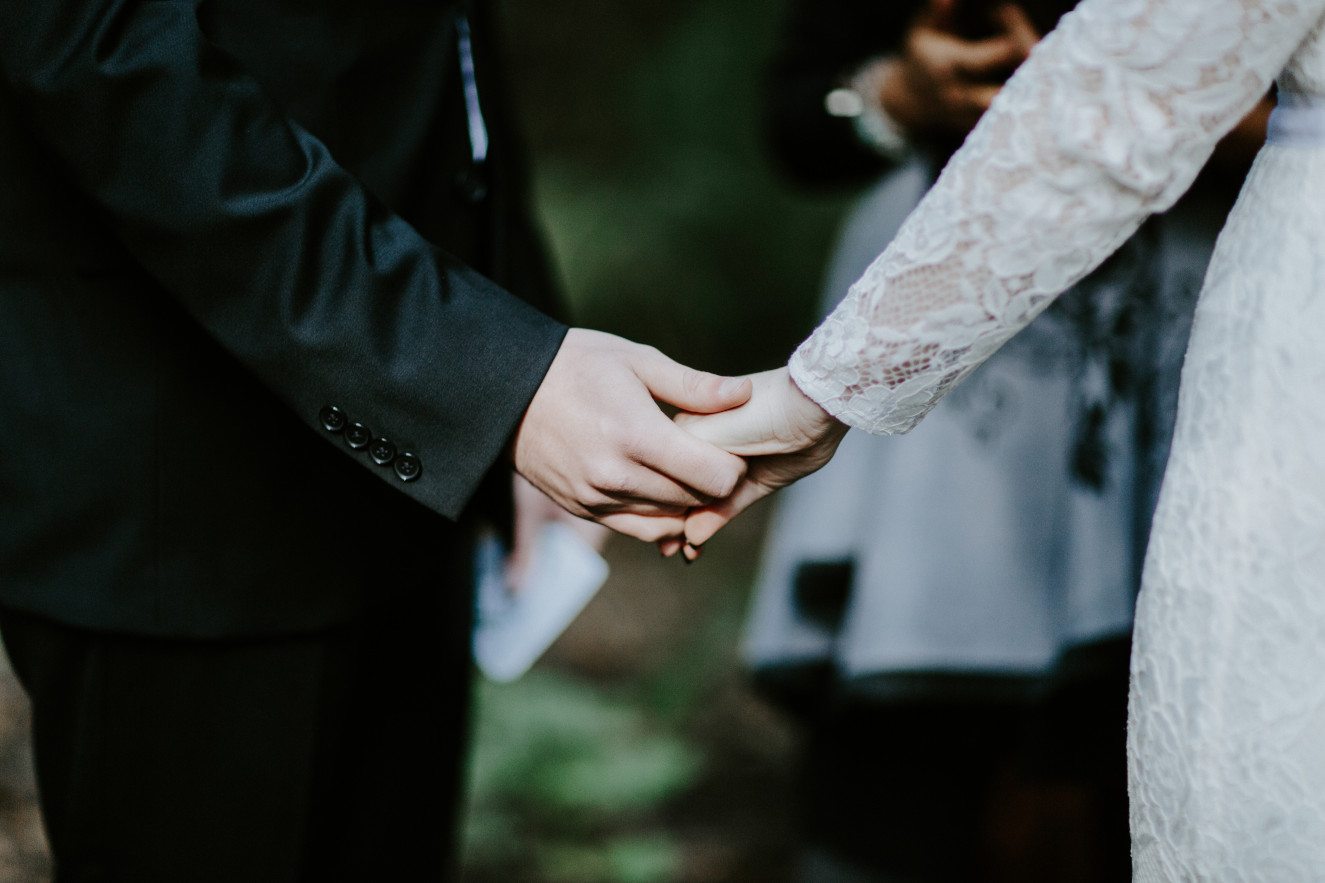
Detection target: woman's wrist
<box><xmin>783</xmin><ymin>368</ymin><xmax>848</xmax><ymax>445</ymax></box>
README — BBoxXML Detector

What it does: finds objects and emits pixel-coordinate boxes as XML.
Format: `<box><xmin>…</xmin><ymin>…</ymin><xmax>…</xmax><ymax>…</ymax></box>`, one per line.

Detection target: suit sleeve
<box><xmin>0</xmin><ymin>0</ymin><xmax>566</xmax><ymax>519</ymax></box>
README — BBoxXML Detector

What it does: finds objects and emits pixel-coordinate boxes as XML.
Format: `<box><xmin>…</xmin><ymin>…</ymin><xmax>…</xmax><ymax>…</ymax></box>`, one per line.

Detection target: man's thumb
<box><xmin>638</xmin><ymin>352</ymin><xmax>752</xmax><ymax>414</ymax></box>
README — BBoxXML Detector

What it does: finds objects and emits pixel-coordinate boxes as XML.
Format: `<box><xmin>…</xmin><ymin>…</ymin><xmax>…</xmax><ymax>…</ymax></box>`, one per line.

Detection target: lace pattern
<box><xmin>788</xmin><ymin>2</ymin><xmax>1325</xmax><ymax>878</ymax></box>
<box><xmin>790</xmin><ymin>0</ymin><xmax>1322</xmax><ymax>435</ymax></box>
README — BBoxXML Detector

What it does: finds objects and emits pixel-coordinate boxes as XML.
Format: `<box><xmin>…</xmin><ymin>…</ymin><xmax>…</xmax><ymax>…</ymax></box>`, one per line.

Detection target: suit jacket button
<box><xmin>393</xmin><ymin>453</ymin><xmax>422</xmax><ymax>482</ymax></box>
<box><xmin>369</xmin><ymin>437</ymin><xmax>397</xmax><ymax>466</ymax></box>
<box><xmin>345</xmin><ymin>422</ymin><xmax>372</xmax><ymax>450</ymax></box>
<box><xmin>319</xmin><ymin>405</ymin><xmax>347</xmax><ymax>433</ymax></box>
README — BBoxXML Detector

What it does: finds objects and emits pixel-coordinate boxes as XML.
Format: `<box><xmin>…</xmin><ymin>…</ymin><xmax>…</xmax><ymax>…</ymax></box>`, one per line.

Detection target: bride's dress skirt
<box><xmin>1130</xmin><ymin>137</ymin><xmax>1325</xmax><ymax>880</ymax></box>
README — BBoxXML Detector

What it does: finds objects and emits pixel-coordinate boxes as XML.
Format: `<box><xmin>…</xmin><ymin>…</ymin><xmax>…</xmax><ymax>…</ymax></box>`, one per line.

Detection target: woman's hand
<box><xmin>663</xmin><ymin>368</ymin><xmax>848</xmax><ymax>559</ymax></box>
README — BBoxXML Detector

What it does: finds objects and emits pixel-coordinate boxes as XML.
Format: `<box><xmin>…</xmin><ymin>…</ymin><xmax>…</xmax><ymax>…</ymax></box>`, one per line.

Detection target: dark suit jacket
<box><xmin>0</xmin><ymin>0</ymin><xmax>567</xmax><ymax>638</ymax></box>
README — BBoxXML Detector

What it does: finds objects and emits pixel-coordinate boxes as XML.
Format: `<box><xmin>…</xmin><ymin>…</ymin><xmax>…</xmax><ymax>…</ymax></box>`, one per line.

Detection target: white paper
<box><xmin>472</xmin><ymin>522</ymin><xmax>609</xmax><ymax>683</ymax></box>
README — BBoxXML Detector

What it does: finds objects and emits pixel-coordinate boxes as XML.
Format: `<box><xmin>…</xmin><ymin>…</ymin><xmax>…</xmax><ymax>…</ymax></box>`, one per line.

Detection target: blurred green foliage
<box><xmin>462</xmin><ymin>537</ymin><xmax>774</xmax><ymax>882</ymax></box>
<box><xmin>464</xmin><ymin>671</ymin><xmax>700</xmax><ymax>882</ymax></box>
<box><xmin>499</xmin><ymin>0</ymin><xmax>850</xmax><ymax>375</ymax></box>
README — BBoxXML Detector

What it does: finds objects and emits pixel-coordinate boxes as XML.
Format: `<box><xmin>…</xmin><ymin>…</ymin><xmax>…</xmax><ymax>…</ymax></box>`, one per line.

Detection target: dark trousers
<box><xmin>793</xmin><ymin>645</ymin><xmax>1134</xmax><ymax>883</ymax></box>
<box><xmin>0</xmin><ymin>581</ymin><xmax>475</xmax><ymax>883</ymax></box>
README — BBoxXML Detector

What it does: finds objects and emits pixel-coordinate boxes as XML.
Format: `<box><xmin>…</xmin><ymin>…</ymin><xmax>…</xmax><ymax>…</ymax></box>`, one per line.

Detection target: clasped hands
<box><xmin>663</xmin><ymin>368</ymin><xmax>847</xmax><ymax>559</ymax></box>
<box><xmin>512</xmin><ymin>329</ymin><xmax>846</xmax><ymax>558</ymax></box>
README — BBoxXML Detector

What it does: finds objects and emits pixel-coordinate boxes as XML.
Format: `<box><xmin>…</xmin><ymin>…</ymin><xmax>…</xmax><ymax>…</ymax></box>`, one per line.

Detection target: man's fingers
<box><xmin>599</xmin><ymin>512</ymin><xmax>686</xmax><ymax>544</ymax></box>
<box><xmin>682</xmin><ymin>479</ymin><xmax>773</xmax><ymax>548</ymax></box>
<box><xmin>578</xmin><ymin>454</ymin><xmax>722</xmax><ymax>512</ymax></box>
<box><xmin>629</xmin><ymin>419</ymin><xmax>749</xmax><ymax>501</ymax></box>
<box><xmin>657</xmin><ymin>537</ymin><xmax>684</xmax><ymax>558</ymax></box>
<box><xmin>632</xmin><ymin>348</ymin><xmax>752</xmax><ymax>415</ymax></box>
<box><xmin>619</xmin><ymin>346</ymin><xmax>752</xmax><ymax>502</ymax></box>
<box><xmin>571</xmin><ymin>412</ymin><xmax>742</xmax><ymax>509</ymax></box>
<box><xmin>681</xmin><ymin>506</ymin><xmax>736</xmax><ymax>550</ymax></box>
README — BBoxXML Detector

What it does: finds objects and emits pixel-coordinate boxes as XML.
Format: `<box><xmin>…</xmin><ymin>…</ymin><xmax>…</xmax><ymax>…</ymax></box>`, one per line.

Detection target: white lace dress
<box><xmin>788</xmin><ymin>1</ymin><xmax>1325</xmax><ymax>878</ymax></box>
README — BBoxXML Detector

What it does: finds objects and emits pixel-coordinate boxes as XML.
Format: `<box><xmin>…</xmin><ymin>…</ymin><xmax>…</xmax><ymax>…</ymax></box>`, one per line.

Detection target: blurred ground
<box><xmin>461</xmin><ymin>506</ymin><xmax>803</xmax><ymax>883</ymax></box>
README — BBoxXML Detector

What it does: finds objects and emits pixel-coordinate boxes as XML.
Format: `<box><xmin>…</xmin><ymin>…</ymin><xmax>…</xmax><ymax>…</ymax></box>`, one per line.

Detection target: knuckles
<box><xmin>627</xmin><ymin>519</ymin><xmax>685</xmax><ymax>544</ymax></box>
<box><xmin>584</xmin><ymin>461</ymin><xmax>636</xmax><ymax>499</ymax></box>
<box><xmin>707</xmin><ymin>458</ymin><xmax>746</xmax><ymax>501</ymax></box>
<box><xmin>610</xmin><ymin>426</ymin><xmax>651</xmax><ymax>463</ymax></box>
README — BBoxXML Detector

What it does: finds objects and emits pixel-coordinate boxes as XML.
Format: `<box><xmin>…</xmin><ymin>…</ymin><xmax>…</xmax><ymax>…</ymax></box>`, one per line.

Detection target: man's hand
<box><xmin>665</xmin><ymin>368</ymin><xmax>848</xmax><ymax>558</ymax></box>
<box><xmin>877</xmin><ymin>1</ymin><xmax>1039</xmax><ymax>136</ymax></box>
<box><xmin>513</xmin><ymin>329</ymin><xmax>752</xmax><ymax>543</ymax></box>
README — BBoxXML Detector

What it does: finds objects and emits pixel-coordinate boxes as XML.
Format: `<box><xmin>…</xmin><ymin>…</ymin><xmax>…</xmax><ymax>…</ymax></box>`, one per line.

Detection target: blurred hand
<box><xmin>506</xmin><ymin>472</ymin><xmax>610</xmax><ymax>589</ymax></box>
<box><xmin>876</xmin><ymin>1</ymin><xmax>1040</xmax><ymax>136</ymax></box>
<box><xmin>513</xmin><ymin>328</ymin><xmax>752</xmax><ymax>543</ymax></box>
<box><xmin>663</xmin><ymin>368</ymin><xmax>848</xmax><ymax>559</ymax></box>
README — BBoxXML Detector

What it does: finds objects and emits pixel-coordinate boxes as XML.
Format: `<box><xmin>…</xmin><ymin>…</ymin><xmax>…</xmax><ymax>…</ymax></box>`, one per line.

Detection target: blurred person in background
<box><xmin>737</xmin><ymin>1</ymin><xmax>1270</xmax><ymax>879</ymax></box>
<box><xmin>0</xmin><ymin>1</ymin><xmax>750</xmax><ymax>880</ymax></box>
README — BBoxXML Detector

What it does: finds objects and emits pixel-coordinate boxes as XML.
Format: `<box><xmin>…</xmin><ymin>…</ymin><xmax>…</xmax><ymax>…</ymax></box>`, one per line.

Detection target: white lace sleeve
<box><xmin>790</xmin><ymin>0</ymin><xmax>1325</xmax><ymax>435</ymax></box>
